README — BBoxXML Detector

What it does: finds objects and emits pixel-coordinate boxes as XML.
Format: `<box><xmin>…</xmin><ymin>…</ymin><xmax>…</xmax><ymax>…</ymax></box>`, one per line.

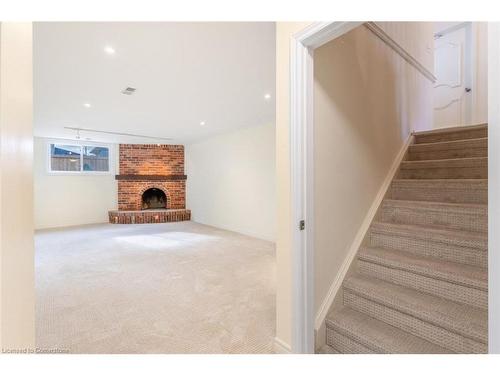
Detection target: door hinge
<box><xmin>299</xmin><ymin>220</ymin><xmax>305</xmax><ymax>231</ymax></box>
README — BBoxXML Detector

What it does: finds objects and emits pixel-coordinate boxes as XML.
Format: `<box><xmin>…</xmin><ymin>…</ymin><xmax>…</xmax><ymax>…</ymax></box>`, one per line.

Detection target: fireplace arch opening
<box><xmin>141</xmin><ymin>188</ymin><xmax>167</xmax><ymax>210</ymax></box>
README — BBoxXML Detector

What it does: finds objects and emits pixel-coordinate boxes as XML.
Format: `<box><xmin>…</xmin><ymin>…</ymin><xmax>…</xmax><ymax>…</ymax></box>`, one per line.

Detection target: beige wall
<box><xmin>33</xmin><ymin>137</ymin><xmax>118</xmax><ymax>230</ymax></box>
<box><xmin>376</xmin><ymin>22</ymin><xmax>435</xmax><ymax>133</ymax></box>
<box><xmin>377</xmin><ymin>22</ymin><xmax>435</xmax><ymax>73</ymax></box>
<box><xmin>0</xmin><ymin>22</ymin><xmax>35</xmax><ymax>350</ymax></box>
<box><xmin>186</xmin><ymin>123</ymin><xmax>276</xmax><ymax>241</ymax></box>
<box><xmin>313</xmin><ymin>24</ymin><xmax>433</xmax><ymax>325</ymax></box>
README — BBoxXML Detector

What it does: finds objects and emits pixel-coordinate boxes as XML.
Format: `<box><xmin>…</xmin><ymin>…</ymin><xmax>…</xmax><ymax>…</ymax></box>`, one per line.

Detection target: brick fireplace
<box><xmin>108</xmin><ymin>144</ymin><xmax>191</xmax><ymax>224</ymax></box>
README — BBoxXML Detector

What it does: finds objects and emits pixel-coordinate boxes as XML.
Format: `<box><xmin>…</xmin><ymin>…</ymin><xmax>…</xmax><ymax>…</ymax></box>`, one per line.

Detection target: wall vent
<box><xmin>121</xmin><ymin>87</ymin><xmax>137</xmax><ymax>95</ymax></box>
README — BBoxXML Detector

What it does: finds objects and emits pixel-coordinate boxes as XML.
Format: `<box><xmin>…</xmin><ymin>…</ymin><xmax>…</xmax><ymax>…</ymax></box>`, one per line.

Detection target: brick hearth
<box><xmin>109</xmin><ymin>144</ymin><xmax>190</xmax><ymax>224</ymax></box>
<box><xmin>109</xmin><ymin>209</ymin><xmax>191</xmax><ymax>224</ymax></box>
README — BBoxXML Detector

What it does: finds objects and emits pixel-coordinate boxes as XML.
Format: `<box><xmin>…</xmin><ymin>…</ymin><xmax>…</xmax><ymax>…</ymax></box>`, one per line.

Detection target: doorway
<box><xmin>433</xmin><ymin>22</ymin><xmax>473</xmax><ymax>128</ymax></box>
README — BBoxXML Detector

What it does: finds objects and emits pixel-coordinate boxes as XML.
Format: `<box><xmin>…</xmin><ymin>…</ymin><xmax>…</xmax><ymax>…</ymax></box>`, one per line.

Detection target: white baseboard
<box><xmin>273</xmin><ymin>337</ymin><xmax>292</xmax><ymax>354</ymax></box>
<box><xmin>189</xmin><ymin>219</ymin><xmax>275</xmax><ymax>243</ymax></box>
<box><xmin>313</xmin><ymin>134</ymin><xmax>414</xmax><ymax>331</ymax></box>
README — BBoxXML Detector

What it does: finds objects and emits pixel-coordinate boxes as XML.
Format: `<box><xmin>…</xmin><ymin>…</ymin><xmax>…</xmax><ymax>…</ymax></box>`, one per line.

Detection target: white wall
<box><xmin>34</xmin><ymin>137</ymin><xmax>118</xmax><ymax>229</ymax></box>
<box><xmin>0</xmin><ymin>22</ymin><xmax>35</xmax><ymax>350</ymax></box>
<box><xmin>186</xmin><ymin>123</ymin><xmax>276</xmax><ymax>241</ymax></box>
<box><xmin>313</xmin><ymin>23</ymin><xmax>434</xmax><ymax>333</ymax></box>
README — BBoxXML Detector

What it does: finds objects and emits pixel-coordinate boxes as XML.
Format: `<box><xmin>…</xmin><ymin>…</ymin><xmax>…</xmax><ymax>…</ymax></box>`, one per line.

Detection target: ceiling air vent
<box><xmin>121</xmin><ymin>87</ymin><xmax>137</xmax><ymax>95</ymax></box>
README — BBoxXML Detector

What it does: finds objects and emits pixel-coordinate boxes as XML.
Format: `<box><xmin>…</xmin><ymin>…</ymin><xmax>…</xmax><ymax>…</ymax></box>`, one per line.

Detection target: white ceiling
<box><xmin>34</xmin><ymin>22</ymin><xmax>275</xmax><ymax>144</ymax></box>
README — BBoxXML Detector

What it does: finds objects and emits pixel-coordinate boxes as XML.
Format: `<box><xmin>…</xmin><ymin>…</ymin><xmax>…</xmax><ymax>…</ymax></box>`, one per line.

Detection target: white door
<box><xmin>433</xmin><ymin>26</ymin><xmax>471</xmax><ymax>128</ymax></box>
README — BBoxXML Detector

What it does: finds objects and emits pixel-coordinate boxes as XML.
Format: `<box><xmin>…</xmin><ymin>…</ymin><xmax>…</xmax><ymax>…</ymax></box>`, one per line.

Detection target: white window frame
<box><xmin>46</xmin><ymin>139</ymin><xmax>114</xmax><ymax>175</ymax></box>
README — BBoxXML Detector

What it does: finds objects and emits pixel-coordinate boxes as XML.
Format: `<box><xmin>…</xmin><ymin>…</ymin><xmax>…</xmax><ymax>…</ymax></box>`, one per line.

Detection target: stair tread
<box><xmin>390</xmin><ymin>179</ymin><xmax>488</xmax><ymax>204</ymax></box>
<box><xmin>392</xmin><ymin>178</ymin><xmax>488</xmax><ymax>185</ymax></box>
<box><xmin>343</xmin><ymin>275</ymin><xmax>488</xmax><ymax>343</ymax></box>
<box><xmin>400</xmin><ymin>157</ymin><xmax>487</xmax><ymax>169</ymax></box>
<box><xmin>409</xmin><ymin>137</ymin><xmax>488</xmax><ymax>151</ymax></box>
<box><xmin>413</xmin><ymin>123</ymin><xmax>487</xmax><ymax>137</ymax></box>
<box><xmin>383</xmin><ymin>199</ymin><xmax>487</xmax><ymax>214</ymax></box>
<box><xmin>358</xmin><ymin>246</ymin><xmax>488</xmax><ymax>290</ymax></box>
<box><xmin>371</xmin><ymin>221</ymin><xmax>487</xmax><ymax>250</ymax></box>
<box><xmin>381</xmin><ymin>199</ymin><xmax>487</xmax><ymax>233</ymax></box>
<box><xmin>326</xmin><ymin>306</ymin><xmax>452</xmax><ymax>353</ymax></box>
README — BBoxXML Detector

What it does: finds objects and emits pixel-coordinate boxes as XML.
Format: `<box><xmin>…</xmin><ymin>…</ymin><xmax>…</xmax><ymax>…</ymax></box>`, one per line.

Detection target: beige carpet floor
<box><xmin>35</xmin><ymin>221</ymin><xmax>276</xmax><ymax>354</ymax></box>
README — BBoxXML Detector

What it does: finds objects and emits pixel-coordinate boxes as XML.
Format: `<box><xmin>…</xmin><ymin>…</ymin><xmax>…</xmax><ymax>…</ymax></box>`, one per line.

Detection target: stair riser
<box><xmin>326</xmin><ymin>329</ymin><xmax>375</xmax><ymax>354</ymax></box>
<box><xmin>398</xmin><ymin>166</ymin><xmax>487</xmax><ymax>179</ymax></box>
<box><xmin>390</xmin><ymin>184</ymin><xmax>487</xmax><ymax>204</ymax></box>
<box><xmin>379</xmin><ymin>205</ymin><xmax>487</xmax><ymax>233</ymax></box>
<box><xmin>409</xmin><ymin>148</ymin><xmax>487</xmax><ymax>161</ymax></box>
<box><xmin>358</xmin><ymin>260</ymin><xmax>488</xmax><ymax>309</ymax></box>
<box><xmin>344</xmin><ymin>291</ymin><xmax>487</xmax><ymax>353</ymax></box>
<box><xmin>415</xmin><ymin>128</ymin><xmax>487</xmax><ymax>144</ymax></box>
<box><xmin>369</xmin><ymin>231</ymin><xmax>487</xmax><ymax>267</ymax></box>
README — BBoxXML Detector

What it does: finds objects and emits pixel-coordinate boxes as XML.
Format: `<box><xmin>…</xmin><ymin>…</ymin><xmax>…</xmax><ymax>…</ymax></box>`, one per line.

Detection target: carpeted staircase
<box><xmin>323</xmin><ymin>124</ymin><xmax>488</xmax><ymax>354</ymax></box>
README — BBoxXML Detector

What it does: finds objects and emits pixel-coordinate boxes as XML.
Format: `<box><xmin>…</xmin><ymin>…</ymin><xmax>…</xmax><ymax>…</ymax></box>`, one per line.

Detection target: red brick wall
<box><xmin>119</xmin><ymin>144</ymin><xmax>184</xmax><ymax>175</ymax></box>
<box><xmin>117</xmin><ymin>145</ymin><xmax>186</xmax><ymax>211</ymax></box>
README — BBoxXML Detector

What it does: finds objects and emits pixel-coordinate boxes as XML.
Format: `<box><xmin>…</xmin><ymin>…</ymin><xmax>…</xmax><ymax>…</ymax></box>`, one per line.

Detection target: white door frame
<box><xmin>289</xmin><ymin>21</ymin><xmax>363</xmax><ymax>354</ymax></box>
<box><xmin>488</xmin><ymin>21</ymin><xmax>500</xmax><ymax>355</ymax></box>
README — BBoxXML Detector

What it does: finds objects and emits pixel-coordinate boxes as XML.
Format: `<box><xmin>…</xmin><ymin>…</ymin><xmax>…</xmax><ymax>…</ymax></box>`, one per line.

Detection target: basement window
<box><xmin>49</xmin><ymin>143</ymin><xmax>110</xmax><ymax>173</ymax></box>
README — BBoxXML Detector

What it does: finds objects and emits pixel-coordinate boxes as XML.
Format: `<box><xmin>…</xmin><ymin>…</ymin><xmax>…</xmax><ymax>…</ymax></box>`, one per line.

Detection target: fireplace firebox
<box><xmin>142</xmin><ymin>188</ymin><xmax>167</xmax><ymax>210</ymax></box>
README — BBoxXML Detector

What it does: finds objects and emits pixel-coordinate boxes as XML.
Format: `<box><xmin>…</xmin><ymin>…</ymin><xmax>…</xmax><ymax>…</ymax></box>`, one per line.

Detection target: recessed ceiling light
<box><xmin>264</xmin><ymin>93</ymin><xmax>271</xmax><ymax>100</ymax></box>
<box><xmin>104</xmin><ymin>46</ymin><xmax>116</xmax><ymax>55</ymax></box>
<box><xmin>200</xmin><ymin>121</ymin><xmax>206</xmax><ymax>126</ymax></box>
<box><xmin>83</xmin><ymin>103</ymin><xmax>91</xmax><ymax>108</ymax></box>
